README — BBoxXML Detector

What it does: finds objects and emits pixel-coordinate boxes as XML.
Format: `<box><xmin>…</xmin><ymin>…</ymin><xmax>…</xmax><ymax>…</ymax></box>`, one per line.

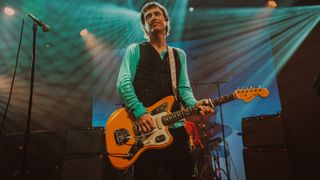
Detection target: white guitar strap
<box><xmin>168</xmin><ymin>47</ymin><xmax>178</xmax><ymax>101</ymax></box>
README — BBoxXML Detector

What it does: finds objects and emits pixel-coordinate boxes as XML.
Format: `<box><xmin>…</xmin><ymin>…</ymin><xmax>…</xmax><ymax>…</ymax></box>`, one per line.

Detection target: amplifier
<box><xmin>64</xmin><ymin>127</ymin><xmax>105</xmax><ymax>155</ymax></box>
<box><xmin>62</xmin><ymin>127</ymin><xmax>122</xmax><ymax>180</ymax></box>
<box><xmin>243</xmin><ymin>148</ymin><xmax>293</xmax><ymax>180</ymax></box>
<box><xmin>242</xmin><ymin>113</ymin><xmax>286</xmax><ymax>148</ymax></box>
<box><xmin>62</xmin><ymin>155</ymin><xmax>105</xmax><ymax>180</ymax></box>
<box><xmin>0</xmin><ymin>130</ymin><xmax>63</xmax><ymax>180</ymax></box>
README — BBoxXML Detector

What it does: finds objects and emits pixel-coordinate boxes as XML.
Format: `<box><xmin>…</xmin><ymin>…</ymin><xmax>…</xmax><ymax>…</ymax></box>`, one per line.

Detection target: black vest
<box><xmin>133</xmin><ymin>42</ymin><xmax>181</xmax><ymax>111</ymax></box>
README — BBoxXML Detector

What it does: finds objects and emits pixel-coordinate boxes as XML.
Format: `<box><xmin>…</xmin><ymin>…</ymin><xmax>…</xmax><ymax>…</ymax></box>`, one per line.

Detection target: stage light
<box><xmin>80</xmin><ymin>29</ymin><xmax>89</xmax><ymax>36</ymax></box>
<box><xmin>189</xmin><ymin>7</ymin><xmax>194</xmax><ymax>12</ymax></box>
<box><xmin>4</xmin><ymin>6</ymin><xmax>15</xmax><ymax>16</ymax></box>
<box><xmin>266</xmin><ymin>0</ymin><xmax>277</xmax><ymax>8</ymax></box>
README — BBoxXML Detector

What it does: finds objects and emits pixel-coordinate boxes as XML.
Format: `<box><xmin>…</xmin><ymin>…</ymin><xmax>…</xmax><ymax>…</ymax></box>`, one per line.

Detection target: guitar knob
<box><xmin>155</xmin><ymin>135</ymin><xmax>166</xmax><ymax>143</ymax></box>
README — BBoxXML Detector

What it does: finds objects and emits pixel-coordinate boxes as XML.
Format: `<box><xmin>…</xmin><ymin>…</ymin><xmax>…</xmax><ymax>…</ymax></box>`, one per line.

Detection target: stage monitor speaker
<box><xmin>62</xmin><ymin>155</ymin><xmax>104</xmax><ymax>180</ymax></box>
<box><xmin>242</xmin><ymin>113</ymin><xmax>286</xmax><ymax>148</ymax></box>
<box><xmin>61</xmin><ymin>127</ymin><xmax>120</xmax><ymax>180</ymax></box>
<box><xmin>243</xmin><ymin>148</ymin><xmax>293</xmax><ymax>180</ymax></box>
<box><xmin>0</xmin><ymin>130</ymin><xmax>63</xmax><ymax>180</ymax></box>
<box><xmin>64</xmin><ymin>127</ymin><xmax>105</xmax><ymax>155</ymax></box>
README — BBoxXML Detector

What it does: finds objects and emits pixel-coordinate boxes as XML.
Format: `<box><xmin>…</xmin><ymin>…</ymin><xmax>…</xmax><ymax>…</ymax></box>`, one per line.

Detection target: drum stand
<box><xmin>210</xmin><ymin>138</ymin><xmax>224</xmax><ymax>180</ymax></box>
<box><xmin>193</xmin><ymin>120</ymin><xmax>223</xmax><ymax>180</ymax></box>
<box><xmin>193</xmin><ymin>81</ymin><xmax>231</xmax><ymax>180</ymax></box>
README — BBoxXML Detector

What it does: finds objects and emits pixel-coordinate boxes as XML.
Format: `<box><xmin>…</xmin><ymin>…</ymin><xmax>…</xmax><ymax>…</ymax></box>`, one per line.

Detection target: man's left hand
<box><xmin>195</xmin><ymin>99</ymin><xmax>215</xmax><ymax>116</ymax></box>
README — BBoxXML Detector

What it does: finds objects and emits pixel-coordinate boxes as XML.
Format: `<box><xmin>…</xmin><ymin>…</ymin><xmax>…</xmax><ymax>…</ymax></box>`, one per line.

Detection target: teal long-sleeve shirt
<box><xmin>117</xmin><ymin>43</ymin><xmax>197</xmax><ymax>121</ymax></box>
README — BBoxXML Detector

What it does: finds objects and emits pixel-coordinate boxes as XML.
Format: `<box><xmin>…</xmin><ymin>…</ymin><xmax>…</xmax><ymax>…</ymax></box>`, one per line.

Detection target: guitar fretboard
<box><xmin>161</xmin><ymin>93</ymin><xmax>237</xmax><ymax>126</ymax></box>
<box><xmin>212</xmin><ymin>93</ymin><xmax>237</xmax><ymax>106</ymax></box>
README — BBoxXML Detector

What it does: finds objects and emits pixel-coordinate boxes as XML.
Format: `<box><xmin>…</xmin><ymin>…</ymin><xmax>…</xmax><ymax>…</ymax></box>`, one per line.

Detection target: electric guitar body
<box><xmin>105</xmin><ymin>96</ymin><xmax>175</xmax><ymax>170</ymax></box>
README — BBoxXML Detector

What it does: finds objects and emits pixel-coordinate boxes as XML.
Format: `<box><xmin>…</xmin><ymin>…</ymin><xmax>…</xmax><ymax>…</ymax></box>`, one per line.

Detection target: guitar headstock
<box><xmin>234</xmin><ymin>87</ymin><xmax>269</xmax><ymax>103</ymax></box>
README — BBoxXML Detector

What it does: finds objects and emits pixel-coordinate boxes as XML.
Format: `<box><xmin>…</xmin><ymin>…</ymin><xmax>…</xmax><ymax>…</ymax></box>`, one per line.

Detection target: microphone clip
<box><xmin>27</xmin><ymin>13</ymin><xmax>50</xmax><ymax>32</ymax></box>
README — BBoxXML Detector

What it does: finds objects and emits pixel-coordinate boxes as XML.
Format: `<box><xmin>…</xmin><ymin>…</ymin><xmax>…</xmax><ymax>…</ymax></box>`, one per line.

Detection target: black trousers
<box><xmin>133</xmin><ymin>126</ymin><xmax>194</xmax><ymax>180</ymax></box>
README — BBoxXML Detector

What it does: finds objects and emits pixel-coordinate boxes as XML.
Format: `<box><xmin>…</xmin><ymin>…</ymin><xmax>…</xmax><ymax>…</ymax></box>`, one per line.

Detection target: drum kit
<box><xmin>188</xmin><ymin>117</ymin><xmax>233</xmax><ymax>180</ymax></box>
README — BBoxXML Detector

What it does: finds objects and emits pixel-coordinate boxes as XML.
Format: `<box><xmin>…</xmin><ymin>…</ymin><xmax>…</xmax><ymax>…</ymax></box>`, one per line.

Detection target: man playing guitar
<box><xmin>116</xmin><ymin>2</ymin><xmax>214</xmax><ymax>179</ymax></box>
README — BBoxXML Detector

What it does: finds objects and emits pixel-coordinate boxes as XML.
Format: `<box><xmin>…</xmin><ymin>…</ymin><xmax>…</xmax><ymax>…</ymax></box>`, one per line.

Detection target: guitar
<box><xmin>105</xmin><ymin>87</ymin><xmax>269</xmax><ymax>169</ymax></box>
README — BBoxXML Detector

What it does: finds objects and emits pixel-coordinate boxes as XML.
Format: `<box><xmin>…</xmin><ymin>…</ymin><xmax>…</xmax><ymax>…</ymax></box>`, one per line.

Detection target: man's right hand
<box><xmin>138</xmin><ymin>113</ymin><xmax>155</xmax><ymax>133</ymax></box>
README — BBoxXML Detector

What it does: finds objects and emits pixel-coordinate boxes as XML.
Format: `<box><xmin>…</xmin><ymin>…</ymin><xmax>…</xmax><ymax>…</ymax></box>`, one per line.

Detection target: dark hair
<box><xmin>140</xmin><ymin>2</ymin><xmax>170</xmax><ymax>38</ymax></box>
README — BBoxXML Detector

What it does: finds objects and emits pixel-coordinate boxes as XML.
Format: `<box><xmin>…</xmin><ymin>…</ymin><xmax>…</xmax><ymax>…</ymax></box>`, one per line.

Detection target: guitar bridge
<box><xmin>114</xmin><ymin>128</ymin><xmax>130</xmax><ymax>145</ymax></box>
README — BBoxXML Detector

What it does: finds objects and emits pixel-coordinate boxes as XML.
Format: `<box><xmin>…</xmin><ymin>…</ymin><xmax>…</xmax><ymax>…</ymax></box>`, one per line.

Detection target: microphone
<box><xmin>27</xmin><ymin>13</ymin><xmax>50</xmax><ymax>32</ymax></box>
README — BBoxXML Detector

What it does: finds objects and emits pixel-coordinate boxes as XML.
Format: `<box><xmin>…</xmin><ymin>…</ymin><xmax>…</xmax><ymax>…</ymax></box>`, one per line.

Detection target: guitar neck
<box><xmin>162</xmin><ymin>93</ymin><xmax>237</xmax><ymax>126</ymax></box>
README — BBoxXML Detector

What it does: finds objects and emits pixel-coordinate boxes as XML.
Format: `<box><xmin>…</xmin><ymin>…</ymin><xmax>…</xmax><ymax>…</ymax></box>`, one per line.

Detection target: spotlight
<box><xmin>4</xmin><ymin>6</ymin><xmax>15</xmax><ymax>16</ymax></box>
<box><xmin>189</xmin><ymin>7</ymin><xmax>194</xmax><ymax>12</ymax></box>
<box><xmin>266</xmin><ymin>0</ymin><xmax>277</xmax><ymax>8</ymax></box>
<box><xmin>80</xmin><ymin>29</ymin><xmax>89</xmax><ymax>36</ymax></box>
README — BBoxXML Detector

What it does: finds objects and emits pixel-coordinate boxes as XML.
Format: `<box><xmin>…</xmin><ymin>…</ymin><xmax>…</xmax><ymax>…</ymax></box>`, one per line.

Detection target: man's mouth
<box><xmin>151</xmin><ymin>22</ymin><xmax>160</xmax><ymax>26</ymax></box>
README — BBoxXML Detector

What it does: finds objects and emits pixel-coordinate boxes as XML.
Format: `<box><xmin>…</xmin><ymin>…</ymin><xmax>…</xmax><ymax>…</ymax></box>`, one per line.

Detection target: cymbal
<box><xmin>195</xmin><ymin>122</ymin><xmax>233</xmax><ymax>140</ymax></box>
<box><xmin>193</xmin><ymin>139</ymin><xmax>230</xmax><ymax>158</ymax></box>
<box><xmin>208</xmin><ymin>123</ymin><xmax>233</xmax><ymax>138</ymax></box>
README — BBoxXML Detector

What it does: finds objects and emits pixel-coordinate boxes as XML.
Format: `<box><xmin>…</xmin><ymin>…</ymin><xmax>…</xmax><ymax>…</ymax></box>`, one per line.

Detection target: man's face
<box><xmin>144</xmin><ymin>7</ymin><xmax>167</xmax><ymax>35</ymax></box>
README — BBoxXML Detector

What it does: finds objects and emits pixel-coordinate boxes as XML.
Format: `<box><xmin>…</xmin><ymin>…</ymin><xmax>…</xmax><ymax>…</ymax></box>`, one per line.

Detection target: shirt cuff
<box><xmin>132</xmin><ymin>106</ymin><xmax>148</xmax><ymax>119</ymax></box>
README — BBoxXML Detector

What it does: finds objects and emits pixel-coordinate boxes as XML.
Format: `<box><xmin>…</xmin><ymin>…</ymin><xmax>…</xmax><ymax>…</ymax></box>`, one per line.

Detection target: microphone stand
<box><xmin>216</xmin><ymin>82</ymin><xmax>231</xmax><ymax>180</ymax></box>
<box><xmin>20</xmin><ymin>22</ymin><xmax>38</xmax><ymax>180</ymax></box>
<box><xmin>194</xmin><ymin>81</ymin><xmax>231</xmax><ymax>180</ymax></box>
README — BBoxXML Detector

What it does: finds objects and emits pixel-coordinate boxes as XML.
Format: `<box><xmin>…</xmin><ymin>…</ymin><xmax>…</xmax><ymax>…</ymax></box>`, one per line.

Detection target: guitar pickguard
<box><xmin>125</xmin><ymin>108</ymin><xmax>171</xmax><ymax>160</ymax></box>
<box><xmin>140</xmin><ymin>112</ymin><xmax>171</xmax><ymax>146</ymax></box>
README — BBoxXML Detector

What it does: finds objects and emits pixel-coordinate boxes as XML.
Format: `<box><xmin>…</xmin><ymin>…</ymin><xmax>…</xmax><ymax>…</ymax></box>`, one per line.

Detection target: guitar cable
<box><xmin>107</xmin><ymin>140</ymin><xmax>144</xmax><ymax>159</ymax></box>
<box><xmin>107</xmin><ymin>152</ymin><xmax>132</xmax><ymax>158</ymax></box>
<box><xmin>0</xmin><ymin>13</ymin><xmax>28</xmax><ymax>136</ymax></box>
<box><xmin>106</xmin><ymin>142</ymin><xmax>134</xmax><ymax>158</ymax></box>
